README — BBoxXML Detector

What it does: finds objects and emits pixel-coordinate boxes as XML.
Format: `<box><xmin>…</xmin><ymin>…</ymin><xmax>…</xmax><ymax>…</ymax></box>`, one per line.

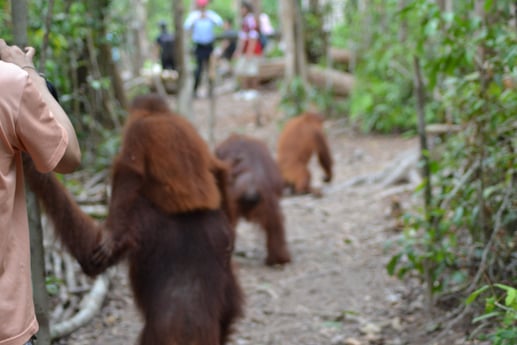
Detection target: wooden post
<box><xmin>294</xmin><ymin>0</ymin><xmax>307</xmax><ymax>81</ymax></box>
<box><xmin>280</xmin><ymin>0</ymin><xmax>308</xmax><ymax>116</ymax></box>
<box><xmin>11</xmin><ymin>0</ymin><xmax>28</xmax><ymax>47</ymax></box>
<box><xmin>413</xmin><ymin>56</ymin><xmax>432</xmax><ymax>218</ymax></box>
<box><xmin>280</xmin><ymin>0</ymin><xmax>296</xmax><ymax>82</ymax></box>
<box><xmin>174</xmin><ymin>0</ymin><xmax>193</xmax><ymax>118</ymax></box>
<box><xmin>25</xmin><ymin>189</ymin><xmax>51</xmax><ymax>345</ymax></box>
<box><xmin>12</xmin><ymin>1</ymin><xmax>51</xmax><ymax>343</ymax></box>
<box><xmin>413</xmin><ymin>55</ymin><xmax>434</xmax><ymax>316</ymax></box>
<box><xmin>38</xmin><ymin>0</ymin><xmax>54</xmax><ymax>73</ymax></box>
<box><xmin>208</xmin><ymin>54</ymin><xmax>217</xmax><ymax>145</ymax></box>
<box><xmin>130</xmin><ymin>0</ymin><xmax>148</xmax><ymax>77</ymax></box>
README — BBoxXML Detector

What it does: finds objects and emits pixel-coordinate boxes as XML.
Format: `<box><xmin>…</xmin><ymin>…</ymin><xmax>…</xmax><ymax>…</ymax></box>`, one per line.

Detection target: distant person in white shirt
<box><xmin>184</xmin><ymin>0</ymin><xmax>223</xmax><ymax>98</ymax></box>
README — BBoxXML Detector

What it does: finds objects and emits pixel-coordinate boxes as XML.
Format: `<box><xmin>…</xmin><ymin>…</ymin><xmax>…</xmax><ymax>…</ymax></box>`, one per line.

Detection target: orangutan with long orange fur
<box><xmin>277</xmin><ymin>112</ymin><xmax>333</xmax><ymax>195</ymax></box>
<box><xmin>24</xmin><ymin>94</ymin><xmax>243</xmax><ymax>345</ymax></box>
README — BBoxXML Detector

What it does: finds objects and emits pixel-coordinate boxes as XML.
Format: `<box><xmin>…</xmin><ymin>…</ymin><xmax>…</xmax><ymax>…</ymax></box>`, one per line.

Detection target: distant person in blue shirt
<box><xmin>156</xmin><ymin>21</ymin><xmax>176</xmax><ymax>70</ymax></box>
<box><xmin>184</xmin><ymin>0</ymin><xmax>223</xmax><ymax>98</ymax></box>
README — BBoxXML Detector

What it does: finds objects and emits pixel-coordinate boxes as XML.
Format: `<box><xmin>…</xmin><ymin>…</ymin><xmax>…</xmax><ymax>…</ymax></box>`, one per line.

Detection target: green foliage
<box><xmin>377</xmin><ymin>0</ymin><xmax>517</xmax><ymax>314</ymax></box>
<box><xmin>331</xmin><ymin>23</ymin><xmax>351</xmax><ymax>49</ymax></box>
<box><xmin>302</xmin><ymin>2</ymin><xmax>332</xmax><ymax>64</ymax></box>
<box><xmin>279</xmin><ymin>76</ymin><xmax>313</xmax><ymax>119</ymax></box>
<box><xmin>386</xmin><ymin>206</ymin><xmax>469</xmax><ymax>294</ymax></box>
<box><xmin>467</xmin><ymin>284</ymin><xmax>517</xmax><ymax>344</ymax></box>
<box><xmin>0</xmin><ymin>4</ymin><xmax>12</xmax><ymax>41</ymax></box>
<box><xmin>344</xmin><ymin>0</ymin><xmax>437</xmax><ymax>133</ymax></box>
<box><xmin>278</xmin><ymin>76</ymin><xmax>346</xmax><ymax>120</ymax></box>
<box><xmin>45</xmin><ymin>276</ymin><xmax>64</xmax><ymax>296</ymax></box>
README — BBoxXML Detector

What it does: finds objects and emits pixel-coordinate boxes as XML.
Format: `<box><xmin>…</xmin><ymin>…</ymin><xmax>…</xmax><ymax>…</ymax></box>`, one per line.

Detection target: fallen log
<box><xmin>140</xmin><ymin>67</ymin><xmax>179</xmax><ymax>94</ymax></box>
<box><xmin>425</xmin><ymin>123</ymin><xmax>462</xmax><ymax>136</ymax></box>
<box><xmin>307</xmin><ymin>65</ymin><xmax>355</xmax><ymax>97</ymax></box>
<box><xmin>258</xmin><ymin>59</ymin><xmax>355</xmax><ymax>97</ymax></box>
<box><xmin>258</xmin><ymin>58</ymin><xmax>285</xmax><ymax>83</ymax></box>
<box><xmin>329</xmin><ymin>48</ymin><xmax>351</xmax><ymax>65</ymax></box>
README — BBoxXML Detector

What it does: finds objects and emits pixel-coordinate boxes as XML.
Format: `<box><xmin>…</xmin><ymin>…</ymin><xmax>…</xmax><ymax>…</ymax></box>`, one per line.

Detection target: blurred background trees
<box><xmin>1</xmin><ymin>0</ymin><xmax>515</xmax><ymax>342</ymax></box>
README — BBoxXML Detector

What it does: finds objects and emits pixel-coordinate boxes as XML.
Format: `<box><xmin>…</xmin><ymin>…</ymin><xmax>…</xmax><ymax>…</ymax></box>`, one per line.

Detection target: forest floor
<box><xmin>56</xmin><ymin>86</ymin><xmax>484</xmax><ymax>345</ymax></box>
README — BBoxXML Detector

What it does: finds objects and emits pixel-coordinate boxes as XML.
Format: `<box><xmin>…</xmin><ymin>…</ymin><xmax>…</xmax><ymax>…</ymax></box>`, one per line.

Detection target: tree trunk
<box><xmin>294</xmin><ymin>0</ymin><xmax>308</xmax><ymax>81</ymax></box>
<box><xmin>257</xmin><ymin>59</ymin><xmax>355</xmax><ymax>97</ymax></box>
<box><xmin>398</xmin><ymin>0</ymin><xmax>407</xmax><ymax>43</ymax></box>
<box><xmin>413</xmin><ymin>55</ymin><xmax>434</xmax><ymax>316</ymax></box>
<box><xmin>12</xmin><ymin>2</ymin><xmax>52</xmax><ymax>344</ymax></box>
<box><xmin>25</xmin><ymin>191</ymin><xmax>51</xmax><ymax>345</ymax></box>
<box><xmin>436</xmin><ymin>0</ymin><xmax>453</xmax><ymax>11</ymax></box>
<box><xmin>11</xmin><ymin>0</ymin><xmax>28</xmax><ymax>47</ymax></box>
<box><xmin>39</xmin><ymin>0</ymin><xmax>55</xmax><ymax>73</ymax></box>
<box><xmin>329</xmin><ymin>48</ymin><xmax>351</xmax><ymax>65</ymax></box>
<box><xmin>85</xmin><ymin>0</ymin><xmax>127</xmax><ymax>126</ymax></box>
<box><xmin>173</xmin><ymin>0</ymin><xmax>193</xmax><ymax>118</ymax></box>
<box><xmin>93</xmin><ymin>0</ymin><xmax>127</xmax><ymax>112</ymax></box>
<box><xmin>307</xmin><ymin>65</ymin><xmax>354</xmax><ymax>97</ymax></box>
<box><xmin>99</xmin><ymin>41</ymin><xmax>128</xmax><ymax>111</ymax></box>
<box><xmin>280</xmin><ymin>0</ymin><xmax>296</xmax><ymax>81</ymax></box>
<box><xmin>129</xmin><ymin>0</ymin><xmax>148</xmax><ymax>77</ymax></box>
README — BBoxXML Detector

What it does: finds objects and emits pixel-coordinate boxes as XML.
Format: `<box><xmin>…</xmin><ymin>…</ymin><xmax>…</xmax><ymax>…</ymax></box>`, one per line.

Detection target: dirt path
<box><xmin>57</xmin><ymin>90</ymin><xmax>439</xmax><ymax>345</ymax></box>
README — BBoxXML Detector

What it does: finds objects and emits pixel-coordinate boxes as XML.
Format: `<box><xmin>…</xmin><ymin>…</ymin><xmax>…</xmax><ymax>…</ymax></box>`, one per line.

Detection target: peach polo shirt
<box><xmin>0</xmin><ymin>61</ymin><xmax>68</xmax><ymax>345</ymax></box>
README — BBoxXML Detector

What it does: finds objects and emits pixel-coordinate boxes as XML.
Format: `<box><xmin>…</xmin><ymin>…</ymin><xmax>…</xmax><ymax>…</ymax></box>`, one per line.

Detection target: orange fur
<box><xmin>22</xmin><ymin>154</ymin><xmax>102</xmax><ymax>273</ymax></box>
<box><xmin>97</xmin><ymin>94</ymin><xmax>242</xmax><ymax>345</ymax></box>
<box><xmin>118</xmin><ymin>96</ymin><xmax>222</xmax><ymax>214</ymax></box>
<box><xmin>277</xmin><ymin>112</ymin><xmax>333</xmax><ymax>195</ymax></box>
<box><xmin>26</xmin><ymin>94</ymin><xmax>243</xmax><ymax>345</ymax></box>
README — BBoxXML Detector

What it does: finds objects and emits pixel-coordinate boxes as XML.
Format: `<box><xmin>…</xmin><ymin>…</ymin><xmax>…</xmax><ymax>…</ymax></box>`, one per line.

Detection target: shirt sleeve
<box><xmin>15</xmin><ymin>75</ymin><xmax>68</xmax><ymax>173</ymax></box>
<box><xmin>184</xmin><ymin>12</ymin><xmax>198</xmax><ymax>30</ymax></box>
<box><xmin>207</xmin><ymin>10</ymin><xmax>224</xmax><ymax>26</ymax></box>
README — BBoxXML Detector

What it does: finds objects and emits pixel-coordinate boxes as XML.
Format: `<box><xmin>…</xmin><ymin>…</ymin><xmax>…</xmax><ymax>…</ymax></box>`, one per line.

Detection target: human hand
<box><xmin>0</xmin><ymin>39</ymin><xmax>36</xmax><ymax>69</ymax></box>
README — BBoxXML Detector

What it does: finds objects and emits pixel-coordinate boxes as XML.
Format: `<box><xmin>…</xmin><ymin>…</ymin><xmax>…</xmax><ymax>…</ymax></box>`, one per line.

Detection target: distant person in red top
<box><xmin>233</xmin><ymin>1</ymin><xmax>262</xmax><ymax>95</ymax></box>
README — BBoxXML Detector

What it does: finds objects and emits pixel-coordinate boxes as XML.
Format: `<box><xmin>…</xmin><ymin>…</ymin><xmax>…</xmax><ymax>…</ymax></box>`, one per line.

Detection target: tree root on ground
<box><xmin>324</xmin><ymin>148</ymin><xmax>421</xmax><ymax>197</ymax></box>
<box><xmin>50</xmin><ymin>274</ymin><xmax>110</xmax><ymax>339</ymax></box>
<box><xmin>42</xmin><ymin>172</ymin><xmax>111</xmax><ymax>340</ymax></box>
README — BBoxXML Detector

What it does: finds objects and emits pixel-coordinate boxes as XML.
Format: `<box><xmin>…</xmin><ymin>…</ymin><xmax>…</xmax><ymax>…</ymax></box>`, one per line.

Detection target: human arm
<box><xmin>184</xmin><ymin>11</ymin><xmax>199</xmax><ymax>30</ymax></box>
<box><xmin>206</xmin><ymin>10</ymin><xmax>224</xmax><ymax>26</ymax></box>
<box><xmin>0</xmin><ymin>39</ymin><xmax>81</xmax><ymax>173</ymax></box>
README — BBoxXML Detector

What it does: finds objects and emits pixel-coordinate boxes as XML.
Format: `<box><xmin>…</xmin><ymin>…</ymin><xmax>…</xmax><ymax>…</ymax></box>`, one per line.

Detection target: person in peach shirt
<box><xmin>0</xmin><ymin>39</ymin><xmax>81</xmax><ymax>345</ymax></box>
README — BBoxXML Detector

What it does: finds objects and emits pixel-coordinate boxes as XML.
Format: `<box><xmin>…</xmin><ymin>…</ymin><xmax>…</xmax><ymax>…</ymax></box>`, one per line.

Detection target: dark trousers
<box><xmin>193</xmin><ymin>42</ymin><xmax>214</xmax><ymax>93</ymax></box>
<box><xmin>161</xmin><ymin>56</ymin><xmax>175</xmax><ymax>70</ymax></box>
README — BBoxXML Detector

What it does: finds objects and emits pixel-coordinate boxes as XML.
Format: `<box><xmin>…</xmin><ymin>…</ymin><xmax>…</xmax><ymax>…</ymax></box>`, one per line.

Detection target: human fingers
<box><xmin>1</xmin><ymin>44</ymin><xmax>32</xmax><ymax>67</ymax></box>
<box><xmin>0</xmin><ymin>43</ymin><xmax>23</xmax><ymax>59</ymax></box>
<box><xmin>24</xmin><ymin>46</ymin><xmax>36</xmax><ymax>59</ymax></box>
